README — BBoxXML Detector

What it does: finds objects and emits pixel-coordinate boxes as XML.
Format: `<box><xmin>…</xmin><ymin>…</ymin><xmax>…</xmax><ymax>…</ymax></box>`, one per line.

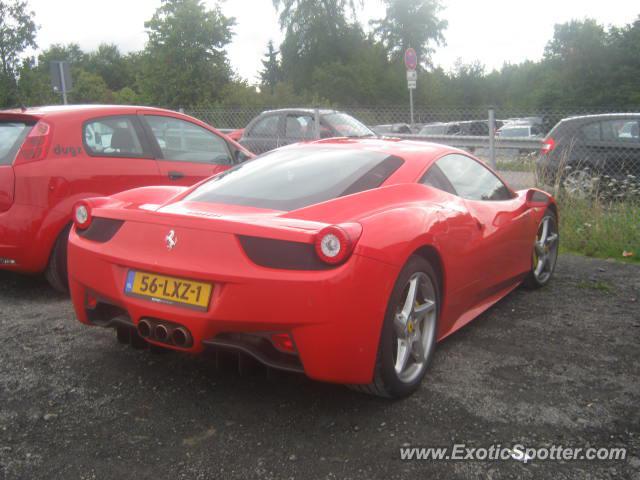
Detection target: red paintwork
<box><xmin>68</xmin><ymin>139</ymin><xmax>556</xmax><ymax>384</ymax></box>
<box><xmin>0</xmin><ymin>105</ymin><xmax>252</xmax><ymax>274</ymax></box>
<box><xmin>227</xmin><ymin>129</ymin><xmax>244</xmax><ymax>141</ymax></box>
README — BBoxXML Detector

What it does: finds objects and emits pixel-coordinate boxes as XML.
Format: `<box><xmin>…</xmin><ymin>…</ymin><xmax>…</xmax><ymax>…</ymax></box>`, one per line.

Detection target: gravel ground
<box><xmin>1</xmin><ymin>254</ymin><xmax>639</xmax><ymax>480</ymax></box>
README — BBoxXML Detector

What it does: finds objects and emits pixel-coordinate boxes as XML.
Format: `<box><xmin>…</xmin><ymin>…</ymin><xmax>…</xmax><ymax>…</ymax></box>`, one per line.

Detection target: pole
<box><xmin>409</xmin><ymin>88</ymin><xmax>414</xmax><ymax>128</ymax></box>
<box><xmin>59</xmin><ymin>62</ymin><xmax>68</xmax><ymax>105</ymax></box>
<box><xmin>314</xmin><ymin>107</ymin><xmax>321</xmax><ymax>139</ymax></box>
<box><xmin>488</xmin><ymin>107</ymin><xmax>496</xmax><ymax>169</ymax></box>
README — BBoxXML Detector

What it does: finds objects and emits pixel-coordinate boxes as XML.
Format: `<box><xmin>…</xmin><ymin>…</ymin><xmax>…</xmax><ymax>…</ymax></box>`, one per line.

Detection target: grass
<box><xmin>557</xmin><ymin>195</ymin><xmax>640</xmax><ymax>263</ymax></box>
<box><xmin>495</xmin><ymin>156</ymin><xmax>536</xmax><ymax>172</ymax></box>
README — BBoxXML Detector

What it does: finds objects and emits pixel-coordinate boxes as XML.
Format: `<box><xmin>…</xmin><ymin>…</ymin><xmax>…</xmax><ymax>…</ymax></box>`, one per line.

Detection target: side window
<box><xmin>419</xmin><ymin>164</ymin><xmax>457</xmax><ymax>195</ymax></box>
<box><xmin>145</xmin><ymin>116</ymin><xmax>231</xmax><ymax>165</ymax></box>
<box><xmin>435</xmin><ymin>154</ymin><xmax>513</xmax><ymax>201</ymax></box>
<box><xmin>601</xmin><ymin>119</ymin><xmax>640</xmax><ymax>142</ymax></box>
<box><xmin>446</xmin><ymin>124</ymin><xmax>461</xmax><ymax>135</ymax></box>
<box><xmin>83</xmin><ymin>116</ymin><xmax>145</xmax><ymax>157</ymax></box>
<box><xmin>248</xmin><ymin>115</ymin><xmax>279</xmax><ymax>137</ymax></box>
<box><xmin>580</xmin><ymin>122</ymin><xmax>601</xmax><ymax>140</ymax></box>
<box><xmin>285</xmin><ymin>114</ymin><xmax>315</xmax><ymax>139</ymax></box>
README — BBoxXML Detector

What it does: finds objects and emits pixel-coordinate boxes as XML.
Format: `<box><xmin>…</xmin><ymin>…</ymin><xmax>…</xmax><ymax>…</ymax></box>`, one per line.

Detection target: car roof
<box><xmin>260</xmin><ymin>108</ymin><xmax>340</xmax><ymax>116</ymax></box>
<box><xmin>0</xmin><ymin>104</ymin><xmax>179</xmax><ymax>118</ymax></box>
<box><xmin>561</xmin><ymin>113</ymin><xmax>640</xmax><ymax>124</ymax></box>
<box><xmin>279</xmin><ymin>137</ymin><xmax>460</xmax><ymax>177</ymax></box>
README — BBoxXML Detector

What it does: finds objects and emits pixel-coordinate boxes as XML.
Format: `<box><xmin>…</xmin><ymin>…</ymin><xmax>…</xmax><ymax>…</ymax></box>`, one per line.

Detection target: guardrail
<box><xmin>391</xmin><ymin>133</ymin><xmax>543</xmax><ymax>151</ymax></box>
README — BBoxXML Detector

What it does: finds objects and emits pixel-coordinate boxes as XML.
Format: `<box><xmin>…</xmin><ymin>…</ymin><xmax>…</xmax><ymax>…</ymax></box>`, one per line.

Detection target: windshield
<box><xmin>0</xmin><ymin>122</ymin><xmax>31</xmax><ymax>165</ymax></box>
<box><xmin>323</xmin><ymin>113</ymin><xmax>374</xmax><ymax>138</ymax></box>
<box><xmin>185</xmin><ymin>147</ymin><xmax>403</xmax><ymax>211</ymax></box>
<box><xmin>419</xmin><ymin>124</ymin><xmax>447</xmax><ymax>135</ymax></box>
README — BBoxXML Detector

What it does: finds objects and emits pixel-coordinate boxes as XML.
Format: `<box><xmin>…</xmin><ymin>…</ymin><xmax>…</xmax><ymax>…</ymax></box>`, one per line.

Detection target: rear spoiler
<box><xmin>0</xmin><ymin>112</ymin><xmax>40</xmax><ymax>124</ymax></box>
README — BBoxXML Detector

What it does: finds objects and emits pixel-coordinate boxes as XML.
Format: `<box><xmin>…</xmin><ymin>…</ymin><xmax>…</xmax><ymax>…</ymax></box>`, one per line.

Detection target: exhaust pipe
<box><xmin>155</xmin><ymin>324</ymin><xmax>169</xmax><ymax>342</ymax></box>
<box><xmin>171</xmin><ymin>327</ymin><xmax>191</xmax><ymax>348</ymax></box>
<box><xmin>137</xmin><ymin>319</ymin><xmax>152</xmax><ymax>338</ymax></box>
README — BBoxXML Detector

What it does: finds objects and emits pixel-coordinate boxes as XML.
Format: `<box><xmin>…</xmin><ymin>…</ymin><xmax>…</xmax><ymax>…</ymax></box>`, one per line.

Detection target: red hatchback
<box><xmin>0</xmin><ymin>105</ymin><xmax>252</xmax><ymax>290</ymax></box>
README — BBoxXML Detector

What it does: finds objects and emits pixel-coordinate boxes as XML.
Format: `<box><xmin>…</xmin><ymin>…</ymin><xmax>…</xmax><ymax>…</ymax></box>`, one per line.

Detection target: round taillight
<box><xmin>74</xmin><ymin>202</ymin><xmax>92</xmax><ymax>230</ymax></box>
<box><xmin>315</xmin><ymin>226</ymin><xmax>352</xmax><ymax>265</ymax></box>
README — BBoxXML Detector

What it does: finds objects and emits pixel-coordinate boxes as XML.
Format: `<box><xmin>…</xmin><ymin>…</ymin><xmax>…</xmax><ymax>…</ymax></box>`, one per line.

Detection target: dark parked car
<box><xmin>371</xmin><ymin>123</ymin><xmax>412</xmax><ymax>135</ymax></box>
<box><xmin>418</xmin><ymin>120</ymin><xmax>495</xmax><ymax>137</ymax></box>
<box><xmin>238</xmin><ymin>109</ymin><xmax>375</xmax><ymax>154</ymax></box>
<box><xmin>497</xmin><ymin>124</ymin><xmax>543</xmax><ymax>138</ymax></box>
<box><xmin>537</xmin><ymin>114</ymin><xmax>640</xmax><ymax>191</ymax></box>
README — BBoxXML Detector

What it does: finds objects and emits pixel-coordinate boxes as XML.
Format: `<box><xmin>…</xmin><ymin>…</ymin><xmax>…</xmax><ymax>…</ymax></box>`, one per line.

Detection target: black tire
<box><xmin>352</xmin><ymin>255</ymin><xmax>440</xmax><ymax>399</ymax></box>
<box><xmin>44</xmin><ymin>223</ymin><xmax>72</xmax><ymax>293</ymax></box>
<box><xmin>523</xmin><ymin>209</ymin><xmax>559</xmax><ymax>289</ymax></box>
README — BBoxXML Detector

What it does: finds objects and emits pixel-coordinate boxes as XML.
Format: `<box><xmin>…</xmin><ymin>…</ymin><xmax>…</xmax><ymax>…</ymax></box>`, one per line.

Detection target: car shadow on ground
<box><xmin>0</xmin><ymin>267</ymin><xmax>508</xmax><ymax>409</ymax></box>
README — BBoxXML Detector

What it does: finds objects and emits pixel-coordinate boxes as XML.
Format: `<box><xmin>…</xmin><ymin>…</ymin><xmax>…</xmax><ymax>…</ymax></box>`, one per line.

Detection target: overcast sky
<box><xmin>28</xmin><ymin>0</ymin><xmax>638</xmax><ymax>82</ymax></box>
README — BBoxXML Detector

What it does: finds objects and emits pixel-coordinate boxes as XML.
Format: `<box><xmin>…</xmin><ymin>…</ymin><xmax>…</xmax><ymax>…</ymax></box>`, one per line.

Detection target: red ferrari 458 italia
<box><xmin>68</xmin><ymin>139</ymin><xmax>559</xmax><ymax>398</ymax></box>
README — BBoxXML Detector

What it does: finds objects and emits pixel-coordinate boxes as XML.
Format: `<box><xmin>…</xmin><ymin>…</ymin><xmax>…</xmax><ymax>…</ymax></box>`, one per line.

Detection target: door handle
<box><xmin>168</xmin><ymin>171</ymin><xmax>184</xmax><ymax>180</ymax></box>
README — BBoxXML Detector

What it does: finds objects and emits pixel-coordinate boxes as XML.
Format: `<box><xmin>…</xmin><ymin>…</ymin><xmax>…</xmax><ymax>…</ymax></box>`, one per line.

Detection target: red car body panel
<box><xmin>227</xmin><ymin>129</ymin><xmax>244</xmax><ymax>141</ymax></box>
<box><xmin>0</xmin><ymin>105</ymin><xmax>252</xmax><ymax>274</ymax></box>
<box><xmin>68</xmin><ymin>139</ymin><xmax>555</xmax><ymax>384</ymax></box>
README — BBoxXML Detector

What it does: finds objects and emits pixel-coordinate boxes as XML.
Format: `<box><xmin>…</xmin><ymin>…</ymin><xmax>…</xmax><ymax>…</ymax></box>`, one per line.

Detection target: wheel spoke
<box><xmin>546</xmin><ymin>233</ymin><xmax>558</xmax><ymax>246</ymax></box>
<box><xmin>535</xmin><ymin>255</ymin><xmax>546</xmax><ymax>276</ymax></box>
<box><xmin>394</xmin><ymin>314</ymin><xmax>407</xmax><ymax>338</ymax></box>
<box><xmin>534</xmin><ymin>241</ymin><xmax>545</xmax><ymax>257</ymax></box>
<box><xmin>400</xmin><ymin>276</ymin><xmax>419</xmax><ymax>320</ymax></box>
<box><xmin>395</xmin><ymin>339</ymin><xmax>410</xmax><ymax>374</ymax></box>
<box><xmin>540</xmin><ymin>217</ymin><xmax>549</xmax><ymax>244</ymax></box>
<box><xmin>413</xmin><ymin>300</ymin><xmax>435</xmax><ymax>317</ymax></box>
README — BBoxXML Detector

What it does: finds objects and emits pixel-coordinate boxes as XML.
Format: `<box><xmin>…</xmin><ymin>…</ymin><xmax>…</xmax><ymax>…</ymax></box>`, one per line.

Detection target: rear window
<box><xmin>323</xmin><ymin>113</ymin><xmax>373</xmax><ymax>138</ymax></box>
<box><xmin>499</xmin><ymin>126</ymin><xmax>530</xmax><ymax>137</ymax></box>
<box><xmin>419</xmin><ymin>125</ymin><xmax>447</xmax><ymax>135</ymax></box>
<box><xmin>0</xmin><ymin>122</ymin><xmax>31</xmax><ymax>165</ymax></box>
<box><xmin>186</xmin><ymin>147</ymin><xmax>404</xmax><ymax>211</ymax></box>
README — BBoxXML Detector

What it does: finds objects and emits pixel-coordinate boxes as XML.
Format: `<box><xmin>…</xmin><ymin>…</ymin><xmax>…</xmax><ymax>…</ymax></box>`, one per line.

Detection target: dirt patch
<box><xmin>1</xmin><ymin>254</ymin><xmax>639</xmax><ymax>479</ymax></box>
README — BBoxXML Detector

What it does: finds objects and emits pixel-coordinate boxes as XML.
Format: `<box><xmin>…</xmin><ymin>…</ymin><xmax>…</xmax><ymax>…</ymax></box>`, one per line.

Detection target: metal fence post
<box><xmin>314</xmin><ymin>107</ymin><xmax>321</xmax><ymax>139</ymax></box>
<box><xmin>488</xmin><ymin>107</ymin><xmax>496</xmax><ymax>169</ymax></box>
<box><xmin>409</xmin><ymin>89</ymin><xmax>414</xmax><ymax>128</ymax></box>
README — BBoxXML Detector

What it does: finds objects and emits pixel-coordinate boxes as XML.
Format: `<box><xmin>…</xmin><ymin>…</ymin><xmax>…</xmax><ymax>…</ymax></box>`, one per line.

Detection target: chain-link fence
<box><xmin>185</xmin><ymin>105</ymin><xmax>640</xmax><ymax>197</ymax></box>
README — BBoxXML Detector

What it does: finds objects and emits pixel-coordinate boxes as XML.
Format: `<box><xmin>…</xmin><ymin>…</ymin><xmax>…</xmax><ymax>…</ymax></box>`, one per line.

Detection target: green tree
<box><xmin>15</xmin><ymin>56</ymin><xmax>58</xmax><ymax>106</ymax></box>
<box><xmin>259</xmin><ymin>40</ymin><xmax>281</xmax><ymax>95</ymax></box>
<box><xmin>84</xmin><ymin>43</ymin><xmax>133</xmax><ymax>92</ymax></box>
<box><xmin>16</xmin><ymin>43</ymin><xmax>86</xmax><ymax>105</ymax></box>
<box><xmin>0</xmin><ymin>0</ymin><xmax>37</xmax><ymax>106</ymax></box>
<box><xmin>70</xmin><ymin>69</ymin><xmax>111</xmax><ymax>103</ymax></box>
<box><xmin>139</xmin><ymin>0</ymin><xmax>235</xmax><ymax>107</ymax></box>
<box><xmin>273</xmin><ymin>0</ymin><xmax>360</xmax><ymax>30</ymax></box>
<box><xmin>371</xmin><ymin>0</ymin><xmax>447</xmax><ymax>68</ymax></box>
<box><xmin>273</xmin><ymin>0</ymin><xmax>367</xmax><ymax>94</ymax></box>
<box><xmin>112</xmin><ymin>86</ymin><xmax>139</xmax><ymax>105</ymax></box>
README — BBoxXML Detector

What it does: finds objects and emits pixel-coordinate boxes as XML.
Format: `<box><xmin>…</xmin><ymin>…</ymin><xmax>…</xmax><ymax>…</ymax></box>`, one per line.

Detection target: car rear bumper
<box><xmin>68</xmin><ymin>229</ymin><xmax>398</xmax><ymax>384</ymax></box>
<box><xmin>0</xmin><ymin>203</ymin><xmax>50</xmax><ymax>273</ymax></box>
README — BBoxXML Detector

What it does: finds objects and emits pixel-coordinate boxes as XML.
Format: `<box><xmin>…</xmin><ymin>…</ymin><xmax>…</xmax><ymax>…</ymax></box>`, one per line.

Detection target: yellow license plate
<box><xmin>125</xmin><ymin>270</ymin><xmax>212</xmax><ymax>311</ymax></box>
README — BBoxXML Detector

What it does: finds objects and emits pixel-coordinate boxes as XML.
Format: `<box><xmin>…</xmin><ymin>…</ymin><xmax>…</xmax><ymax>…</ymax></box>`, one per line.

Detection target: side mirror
<box><xmin>525</xmin><ymin>188</ymin><xmax>550</xmax><ymax>208</ymax></box>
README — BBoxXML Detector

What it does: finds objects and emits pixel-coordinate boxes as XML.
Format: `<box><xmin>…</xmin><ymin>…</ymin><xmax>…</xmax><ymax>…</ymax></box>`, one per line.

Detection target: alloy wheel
<box><xmin>392</xmin><ymin>272</ymin><xmax>438</xmax><ymax>383</ymax></box>
<box><xmin>532</xmin><ymin>215</ymin><xmax>559</xmax><ymax>284</ymax></box>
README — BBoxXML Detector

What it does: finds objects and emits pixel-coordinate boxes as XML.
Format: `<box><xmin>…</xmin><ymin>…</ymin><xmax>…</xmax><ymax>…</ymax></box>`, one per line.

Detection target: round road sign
<box><xmin>404</xmin><ymin>48</ymin><xmax>417</xmax><ymax>70</ymax></box>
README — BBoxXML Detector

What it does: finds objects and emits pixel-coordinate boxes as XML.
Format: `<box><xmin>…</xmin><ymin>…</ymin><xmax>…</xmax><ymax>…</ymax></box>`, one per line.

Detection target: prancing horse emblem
<box><xmin>165</xmin><ymin>230</ymin><xmax>177</xmax><ymax>250</ymax></box>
